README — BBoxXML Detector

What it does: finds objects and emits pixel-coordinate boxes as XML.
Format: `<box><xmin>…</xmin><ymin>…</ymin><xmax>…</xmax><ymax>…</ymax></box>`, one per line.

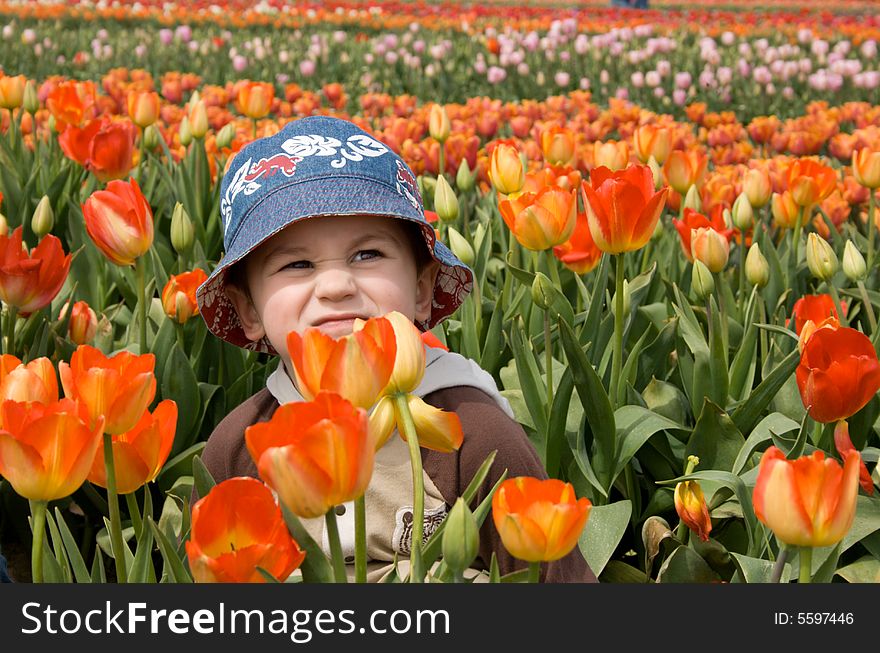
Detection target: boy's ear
<box><xmin>225</xmin><ymin>282</ymin><xmax>266</xmax><ymax>342</ymax></box>
<box><xmin>414</xmin><ymin>260</ymin><xmax>440</xmax><ymax>323</ymax></box>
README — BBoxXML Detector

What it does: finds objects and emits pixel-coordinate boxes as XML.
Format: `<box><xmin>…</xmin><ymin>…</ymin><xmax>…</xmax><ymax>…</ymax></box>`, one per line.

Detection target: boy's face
<box><xmin>227</xmin><ymin>214</ymin><xmax>438</xmax><ymax>369</ymax></box>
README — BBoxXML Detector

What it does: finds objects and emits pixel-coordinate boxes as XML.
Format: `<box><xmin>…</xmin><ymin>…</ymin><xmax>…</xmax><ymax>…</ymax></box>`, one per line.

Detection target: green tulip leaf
<box><xmin>835</xmin><ymin>557</ymin><xmax>880</xmax><ymax>583</ymax></box>
<box><xmin>729</xmin><ymin>552</ymin><xmax>791</xmax><ymax>583</ymax></box>
<box><xmin>686</xmin><ymin>399</ymin><xmax>746</xmax><ymax>473</ymax></box>
<box><xmin>578</xmin><ymin>500</ymin><xmax>631</xmax><ymax>578</ymax></box>
<box><xmin>656</xmin><ymin>545</ymin><xmax>721</xmax><ymax>583</ymax></box>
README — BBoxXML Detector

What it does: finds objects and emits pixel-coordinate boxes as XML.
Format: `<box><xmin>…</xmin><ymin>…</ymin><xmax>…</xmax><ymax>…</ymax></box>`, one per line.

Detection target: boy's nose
<box><xmin>313</xmin><ymin>266</ymin><xmax>357</xmax><ymax>301</ymax></box>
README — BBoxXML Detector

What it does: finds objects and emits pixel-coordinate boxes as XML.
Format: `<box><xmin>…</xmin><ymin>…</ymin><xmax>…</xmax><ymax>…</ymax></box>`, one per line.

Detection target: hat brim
<box><xmin>196</xmin><ymin>175</ymin><xmax>473</xmax><ymax>354</ymax></box>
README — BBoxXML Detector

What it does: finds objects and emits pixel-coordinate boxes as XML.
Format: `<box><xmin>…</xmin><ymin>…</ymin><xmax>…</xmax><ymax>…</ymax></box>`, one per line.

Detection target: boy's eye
<box><xmin>284</xmin><ymin>260</ymin><xmax>312</xmax><ymax>270</ymax></box>
<box><xmin>353</xmin><ymin>249</ymin><xmax>382</xmax><ymax>262</ymax></box>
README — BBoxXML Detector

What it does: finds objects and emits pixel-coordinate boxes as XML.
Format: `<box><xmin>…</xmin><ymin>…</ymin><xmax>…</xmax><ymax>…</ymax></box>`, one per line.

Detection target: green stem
<box><xmin>354</xmin><ymin>495</ymin><xmax>367</xmax><ymax>584</ymax></box>
<box><xmin>738</xmin><ymin>234</ymin><xmax>746</xmax><ymax>317</ymax></box>
<box><xmin>544</xmin><ymin>308</ymin><xmax>553</xmax><ymax>411</ymax></box>
<box><xmin>136</xmin><ymin>256</ymin><xmax>147</xmax><ymax>355</ymax></box>
<box><xmin>798</xmin><ymin>546</ymin><xmax>813</xmax><ymax>584</ymax></box>
<box><xmin>545</xmin><ymin>248</ymin><xmax>562</xmax><ymax>289</ymax></box>
<box><xmin>528</xmin><ymin>561</ymin><xmax>541</xmax><ymax>583</ymax></box>
<box><xmin>791</xmin><ymin>204</ymin><xmax>806</xmax><ymax>276</ymax></box>
<box><xmin>827</xmin><ymin>283</ymin><xmax>848</xmax><ymax>328</ymax></box>
<box><xmin>868</xmin><ymin>192</ymin><xmax>876</xmax><ymax>273</ymax></box>
<box><xmin>394</xmin><ymin>393</ymin><xmax>425</xmax><ymax>583</ymax></box>
<box><xmin>501</xmin><ymin>227</ymin><xmax>519</xmax><ymax>312</ymax></box>
<box><xmin>324</xmin><ymin>509</ymin><xmax>348</xmax><ymax>583</ymax></box>
<box><xmin>771</xmin><ymin>546</ymin><xmax>789</xmax><ymax>583</ymax></box>
<box><xmin>103</xmin><ymin>432</ymin><xmax>128</xmax><ymax>583</ymax></box>
<box><xmin>125</xmin><ymin>491</ymin><xmax>143</xmax><ymax>538</ymax></box>
<box><xmin>175</xmin><ymin>322</ymin><xmax>185</xmax><ymax>351</ymax></box>
<box><xmin>28</xmin><ymin>500</ymin><xmax>48</xmax><ymax>583</ymax></box>
<box><xmin>611</xmin><ymin>253</ymin><xmax>626</xmax><ymax>409</ymax></box>
<box><xmin>5</xmin><ymin>305</ymin><xmax>17</xmax><ymax>357</ymax></box>
<box><xmin>138</xmin><ymin>130</ymin><xmax>147</xmax><ymax>186</ymax></box>
<box><xmin>857</xmin><ymin>280</ymin><xmax>877</xmax><ymax>337</ymax></box>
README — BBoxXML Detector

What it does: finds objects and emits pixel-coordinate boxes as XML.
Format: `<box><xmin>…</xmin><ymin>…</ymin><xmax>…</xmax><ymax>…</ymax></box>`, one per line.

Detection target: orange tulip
<box><xmin>161</xmin><ymin>269</ymin><xmax>208</xmax><ymax>324</ymax></box>
<box><xmin>64</xmin><ymin>300</ymin><xmax>98</xmax><ymax>345</ymax></box>
<box><xmin>286</xmin><ymin>316</ymin><xmax>396</xmax><ymax>410</ymax></box>
<box><xmin>540</xmin><ymin>126</ymin><xmax>576</xmax><ymax>166</ymax></box>
<box><xmin>488</xmin><ymin>142</ymin><xmax>525</xmax><ymax>195</ymax></box>
<box><xmin>236</xmin><ymin>82</ymin><xmax>274</xmax><ymax>120</ymax></box>
<box><xmin>786</xmin><ymin>158</ymin><xmax>837</xmax><ymax>207</ymax></box>
<box><xmin>0</xmin><ymin>74</ymin><xmax>26</xmax><ymax>110</ymax></box>
<box><xmin>186</xmin><ymin>477</ymin><xmax>306</xmax><ymax>583</ymax></box>
<box><xmin>126</xmin><ymin>90</ymin><xmax>160</xmax><ymax>129</ymax></box>
<box><xmin>87</xmin><ymin>120</ymin><xmax>137</xmax><ymax>182</ymax></box>
<box><xmin>672</xmin><ymin>207</ymin><xmax>733</xmax><ymax>262</ymax></box>
<box><xmin>245</xmin><ymin>391</ymin><xmax>374</xmax><ymax>519</ymax></box>
<box><xmin>753</xmin><ymin>446</ymin><xmax>860</xmax><ymax>547</ymax></box>
<box><xmin>58</xmin><ymin>344</ymin><xmax>157</xmax><ymax>435</ymax></box>
<box><xmin>46</xmin><ymin>80</ymin><xmax>97</xmax><ymax>130</ymax></box>
<box><xmin>592</xmin><ymin>140</ymin><xmax>629</xmax><ymax>172</ymax></box>
<box><xmin>0</xmin><ymin>227</ymin><xmax>71</xmax><ymax>316</ymax></box>
<box><xmin>852</xmin><ymin>149</ymin><xmax>880</xmax><ymax>190</ymax></box>
<box><xmin>0</xmin><ymin>355</ymin><xmax>58</xmax><ymax>406</ymax></box>
<box><xmin>581</xmin><ymin>164</ymin><xmax>668</xmax><ymax>254</ymax></box>
<box><xmin>0</xmin><ymin>398</ymin><xmax>103</xmax><ymax>501</ymax></box>
<box><xmin>632</xmin><ymin>124</ymin><xmax>671</xmax><ymax>165</ymax></box>
<box><xmin>663</xmin><ymin>150</ymin><xmax>708</xmax><ymax>196</ymax></box>
<box><xmin>491</xmin><ymin>476</ymin><xmax>591</xmax><ymax>562</ymax></box>
<box><xmin>674</xmin><ymin>481</ymin><xmax>712</xmax><ymax>542</ymax></box>
<box><xmin>552</xmin><ymin>210</ymin><xmax>603</xmax><ymax>275</ymax></box>
<box><xmin>791</xmin><ymin>294</ymin><xmax>838</xmax><ymax>336</ymax></box>
<box><xmin>796</xmin><ymin>326</ymin><xmax>880</xmax><ymax>423</ymax></box>
<box><xmin>81</xmin><ymin>178</ymin><xmax>154</xmax><ymax>266</ymax></box>
<box><xmin>771</xmin><ymin>191</ymin><xmax>799</xmax><ymax>230</ymax></box>
<box><xmin>87</xmin><ymin>399</ymin><xmax>177</xmax><ymax>494</ymax></box>
<box><xmin>58</xmin><ymin>119</ymin><xmax>103</xmax><ymax>167</ymax></box>
<box><xmin>499</xmin><ymin>185</ymin><xmax>577</xmax><ymax>251</ymax></box>
<box><xmin>833</xmin><ymin>420</ymin><xmax>874</xmax><ymax>496</ymax></box>
<box><xmin>428</xmin><ymin>103</ymin><xmax>451</xmax><ymax>143</ymax></box>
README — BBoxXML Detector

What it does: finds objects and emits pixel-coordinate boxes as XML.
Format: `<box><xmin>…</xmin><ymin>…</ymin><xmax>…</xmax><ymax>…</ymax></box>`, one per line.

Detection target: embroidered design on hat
<box><xmin>392</xmin><ymin>503</ymin><xmax>448</xmax><ymax>556</ymax></box>
<box><xmin>221</xmin><ymin>153</ymin><xmax>302</xmax><ymax>237</ymax></box>
<box><xmin>394</xmin><ymin>160</ymin><xmax>421</xmax><ymax>211</ymax></box>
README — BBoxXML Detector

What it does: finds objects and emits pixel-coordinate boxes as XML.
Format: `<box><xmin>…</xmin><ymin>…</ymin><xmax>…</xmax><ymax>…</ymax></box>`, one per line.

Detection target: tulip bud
<box><xmin>178</xmin><ymin>116</ymin><xmax>193</xmax><ymax>146</ymax></box>
<box><xmin>447</xmin><ymin>226</ymin><xmax>474</xmax><ymax>267</ymax></box>
<box><xmin>143</xmin><ymin>124</ymin><xmax>160</xmax><ymax>150</ymax></box>
<box><xmin>31</xmin><ymin>195</ymin><xmax>54</xmax><ymax>237</ymax></box>
<box><xmin>418</xmin><ymin>175</ymin><xmax>436</xmax><ymax>208</ymax></box>
<box><xmin>66</xmin><ymin>300</ymin><xmax>98</xmax><ymax>345</ymax></box>
<box><xmin>806</xmin><ymin>232</ymin><xmax>839</xmax><ymax>282</ymax></box>
<box><xmin>731</xmin><ymin>192</ymin><xmax>754</xmax><ymax>231</ymax></box>
<box><xmin>433</xmin><ymin>174</ymin><xmax>459</xmax><ymax>223</ymax></box>
<box><xmin>683</xmin><ymin>184</ymin><xmax>702</xmax><ymax>212</ymax></box>
<box><xmin>216</xmin><ymin>122</ymin><xmax>236</xmax><ymax>150</ymax></box>
<box><xmin>22</xmin><ymin>80</ymin><xmax>39</xmax><ymax>115</ymax></box>
<box><xmin>690</xmin><ymin>227</ymin><xmax>729</xmax><ymax>273</ymax></box>
<box><xmin>531</xmin><ymin>272</ymin><xmax>554</xmax><ymax>311</ymax></box>
<box><xmin>48</xmin><ymin>114</ymin><xmax>57</xmax><ymax>133</ymax></box>
<box><xmin>647</xmin><ymin>155</ymin><xmax>664</xmax><ymax>191</ymax></box>
<box><xmin>745</xmin><ymin>243</ymin><xmax>770</xmax><ymax>288</ymax></box>
<box><xmin>612</xmin><ymin>278</ymin><xmax>630</xmax><ymax>316</ymax></box>
<box><xmin>428</xmin><ymin>104</ymin><xmax>451</xmax><ymax>143</ymax></box>
<box><xmin>642</xmin><ymin>376</ymin><xmax>689</xmax><ymax>425</ymax></box>
<box><xmin>743</xmin><ymin>167</ymin><xmax>772</xmax><ymax>208</ymax></box>
<box><xmin>188</xmin><ymin>99</ymin><xmax>209</xmax><ymax>139</ymax></box>
<box><xmin>456</xmin><ymin>158</ymin><xmax>475</xmax><ymax>193</ymax></box>
<box><xmin>441</xmin><ymin>497</ymin><xmax>479</xmax><ymax>578</ymax></box>
<box><xmin>0</xmin><ymin>213</ymin><xmax>8</xmax><ymax>236</ymax></box>
<box><xmin>842</xmin><ymin>240</ymin><xmax>867</xmax><ymax>282</ymax></box>
<box><xmin>771</xmin><ymin>191</ymin><xmax>798</xmax><ymax>229</ymax></box>
<box><xmin>692</xmin><ymin>259</ymin><xmax>715</xmax><ymax>300</ymax></box>
<box><xmin>486</xmin><ymin>256</ymin><xmax>505</xmax><ymax>281</ymax></box>
<box><xmin>170</xmin><ymin>202</ymin><xmax>195</xmax><ymax>255</ymax></box>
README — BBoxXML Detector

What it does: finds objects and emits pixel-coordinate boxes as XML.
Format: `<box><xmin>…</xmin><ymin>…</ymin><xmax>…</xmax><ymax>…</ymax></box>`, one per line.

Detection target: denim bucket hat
<box><xmin>196</xmin><ymin>115</ymin><xmax>474</xmax><ymax>354</ymax></box>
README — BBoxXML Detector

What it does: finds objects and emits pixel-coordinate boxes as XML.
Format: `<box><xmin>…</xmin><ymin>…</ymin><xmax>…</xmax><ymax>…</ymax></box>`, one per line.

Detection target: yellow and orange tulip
<box><xmin>663</xmin><ymin>150</ymin><xmax>708</xmax><ymax>196</ymax></box>
<box><xmin>186</xmin><ymin>477</ymin><xmax>305</xmax><ymax>583</ymax></box>
<box><xmin>65</xmin><ymin>300</ymin><xmax>99</xmax><ymax>345</ymax></box>
<box><xmin>852</xmin><ymin>148</ymin><xmax>880</xmax><ymax>190</ymax></box>
<box><xmin>743</xmin><ymin>167</ymin><xmax>773</xmax><ymax>209</ymax></box>
<box><xmin>0</xmin><ymin>398</ymin><xmax>104</xmax><ymax>501</ymax></box>
<box><xmin>690</xmin><ymin>226</ymin><xmax>730</xmax><ymax>273</ymax></box>
<box><xmin>236</xmin><ymin>81</ymin><xmax>275</xmax><ymax>120</ymax></box>
<box><xmin>488</xmin><ymin>142</ymin><xmax>525</xmax><ymax>196</ymax></box>
<box><xmin>0</xmin><ymin>74</ymin><xmax>26</xmax><ymax>110</ymax></box>
<box><xmin>592</xmin><ymin>140</ymin><xmax>630</xmax><ymax>172</ymax></box>
<box><xmin>491</xmin><ymin>476</ymin><xmax>591</xmax><ymax>563</ymax></box>
<box><xmin>771</xmin><ymin>191</ymin><xmax>800</xmax><ymax>230</ymax></box>
<box><xmin>286</xmin><ymin>316</ymin><xmax>397</xmax><ymax>410</ymax></box>
<box><xmin>674</xmin><ymin>481</ymin><xmax>712</xmax><ymax>542</ymax></box>
<box><xmin>0</xmin><ymin>355</ymin><xmax>58</xmax><ymax>406</ymax></box>
<box><xmin>753</xmin><ymin>446</ymin><xmax>860</xmax><ymax>547</ymax></box>
<box><xmin>161</xmin><ymin>269</ymin><xmax>208</xmax><ymax>324</ymax></box>
<box><xmin>786</xmin><ymin>158</ymin><xmax>837</xmax><ymax>207</ymax></box>
<box><xmin>245</xmin><ymin>391</ymin><xmax>374</xmax><ymax>519</ymax></box>
<box><xmin>499</xmin><ymin>185</ymin><xmax>577</xmax><ymax>251</ymax></box>
<box><xmin>81</xmin><ymin>177</ymin><xmax>154</xmax><ymax>267</ymax></box>
<box><xmin>126</xmin><ymin>90</ymin><xmax>160</xmax><ymax>129</ymax></box>
<box><xmin>632</xmin><ymin>124</ymin><xmax>671</xmax><ymax>165</ymax></box>
<box><xmin>540</xmin><ymin>126</ymin><xmax>576</xmax><ymax>167</ymax></box>
<box><xmin>58</xmin><ymin>344</ymin><xmax>157</xmax><ymax>435</ymax></box>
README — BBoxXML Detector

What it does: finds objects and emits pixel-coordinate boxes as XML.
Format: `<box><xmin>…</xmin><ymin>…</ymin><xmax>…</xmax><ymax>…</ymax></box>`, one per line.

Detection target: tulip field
<box><xmin>2</xmin><ymin>0</ymin><xmax>880</xmax><ymax>588</ymax></box>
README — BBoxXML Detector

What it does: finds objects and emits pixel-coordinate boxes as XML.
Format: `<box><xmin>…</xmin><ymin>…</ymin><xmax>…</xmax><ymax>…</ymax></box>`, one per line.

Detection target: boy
<box><xmin>195</xmin><ymin>115</ymin><xmax>596</xmax><ymax>583</ymax></box>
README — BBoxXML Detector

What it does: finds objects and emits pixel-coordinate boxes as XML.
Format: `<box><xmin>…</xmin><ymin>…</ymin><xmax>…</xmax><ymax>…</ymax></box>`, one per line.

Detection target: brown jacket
<box><xmin>198</xmin><ymin>385</ymin><xmax>597</xmax><ymax>583</ymax></box>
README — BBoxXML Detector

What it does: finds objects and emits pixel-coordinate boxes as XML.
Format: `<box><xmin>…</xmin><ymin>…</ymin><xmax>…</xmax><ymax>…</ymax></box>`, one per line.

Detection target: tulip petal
<box><xmin>403</xmin><ymin>395</ymin><xmax>463</xmax><ymax>452</ymax></box>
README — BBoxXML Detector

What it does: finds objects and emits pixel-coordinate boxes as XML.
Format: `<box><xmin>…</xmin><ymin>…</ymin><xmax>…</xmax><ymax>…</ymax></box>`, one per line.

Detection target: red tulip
<box><xmin>796</xmin><ymin>326</ymin><xmax>880</xmax><ymax>423</ymax></box>
<box><xmin>0</xmin><ymin>227</ymin><xmax>71</xmax><ymax>315</ymax></box>
<box><xmin>186</xmin><ymin>477</ymin><xmax>305</xmax><ymax>583</ymax></box>
<box><xmin>792</xmin><ymin>294</ymin><xmax>838</xmax><ymax>336</ymax></box>
<box><xmin>552</xmin><ymin>210</ymin><xmax>603</xmax><ymax>275</ymax></box>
